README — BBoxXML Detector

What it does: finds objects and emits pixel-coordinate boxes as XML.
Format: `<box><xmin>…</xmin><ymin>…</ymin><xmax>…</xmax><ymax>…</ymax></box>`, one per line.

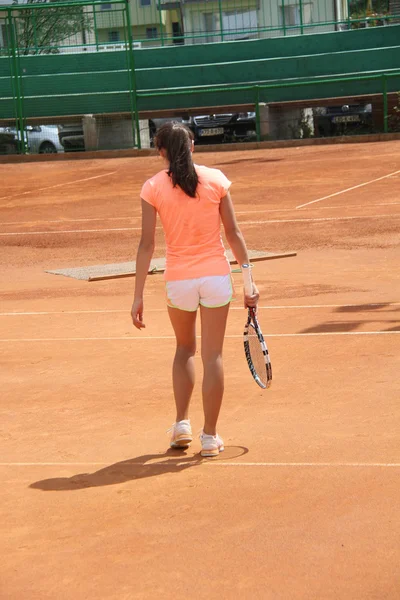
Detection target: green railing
<box><xmin>1</xmin><ymin>0</ymin><xmax>399</xmax><ymax>53</ymax></box>
<box><xmin>136</xmin><ymin>71</ymin><xmax>400</xmax><ymax>136</ymax></box>
<box><xmin>0</xmin><ymin>0</ymin><xmax>399</xmax><ymax>154</ymax></box>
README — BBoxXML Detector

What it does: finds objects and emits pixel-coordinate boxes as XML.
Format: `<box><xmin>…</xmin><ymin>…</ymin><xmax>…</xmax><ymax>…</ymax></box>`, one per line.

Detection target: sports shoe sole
<box><xmin>170</xmin><ymin>434</ymin><xmax>193</xmax><ymax>448</ymax></box>
<box><xmin>200</xmin><ymin>446</ymin><xmax>224</xmax><ymax>457</ymax></box>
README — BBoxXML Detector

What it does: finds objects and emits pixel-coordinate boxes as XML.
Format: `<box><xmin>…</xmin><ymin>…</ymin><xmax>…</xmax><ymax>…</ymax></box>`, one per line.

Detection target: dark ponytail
<box><xmin>155</xmin><ymin>121</ymin><xmax>199</xmax><ymax>198</ymax></box>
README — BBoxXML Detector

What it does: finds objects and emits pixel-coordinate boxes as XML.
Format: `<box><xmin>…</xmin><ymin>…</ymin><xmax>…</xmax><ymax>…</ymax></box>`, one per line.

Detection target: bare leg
<box><xmin>167</xmin><ymin>306</ymin><xmax>197</xmax><ymax>422</ymax></box>
<box><xmin>200</xmin><ymin>303</ymin><xmax>230</xmax><ymax>436</ymax></box>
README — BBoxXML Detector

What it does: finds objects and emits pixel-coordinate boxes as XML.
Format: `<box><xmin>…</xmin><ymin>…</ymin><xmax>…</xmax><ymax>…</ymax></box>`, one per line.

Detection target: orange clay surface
<box><xmin>1</xmin><ymin>141</ymin><xmax>400</xmax><ymax>600</ymax></box>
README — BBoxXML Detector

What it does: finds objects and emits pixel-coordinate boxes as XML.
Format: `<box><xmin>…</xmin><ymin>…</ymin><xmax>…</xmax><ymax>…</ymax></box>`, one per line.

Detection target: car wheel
<box><xmin>39</xmin><ymin>142</ymin><xmax>57</xmax><ymax>154</ymax></box>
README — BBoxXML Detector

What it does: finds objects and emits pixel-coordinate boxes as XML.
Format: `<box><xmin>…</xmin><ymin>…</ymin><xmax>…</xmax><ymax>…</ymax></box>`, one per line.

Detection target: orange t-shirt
<box><xmin>141</xmin><ymin>164</ymin><xmax>232</xmax><ymax>281</ymax></box>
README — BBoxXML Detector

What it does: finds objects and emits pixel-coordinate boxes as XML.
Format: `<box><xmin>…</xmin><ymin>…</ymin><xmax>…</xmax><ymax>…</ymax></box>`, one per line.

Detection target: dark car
<box><xmin>314</xmin><ymin>103</ymin><xmax>373</xmax><ymax>137</ymax></box>
<box><xmin>185</xmin><ymin>112</ymin><xmax>256</xmax><ymax>143</ymax></box>
<box><xmin>149</xmin><ymin>112</ymin><xmax>256</xmax><ymax>145</ymax></box>
<box><xmin>58</xmin><ymin>123</ymin><xmax>85</xmax><ymax>152</ymax></box>
<box><xmin>0</xmin><ymin>129</ymin><xmax>19</xmax><ymax>154</ymax></box>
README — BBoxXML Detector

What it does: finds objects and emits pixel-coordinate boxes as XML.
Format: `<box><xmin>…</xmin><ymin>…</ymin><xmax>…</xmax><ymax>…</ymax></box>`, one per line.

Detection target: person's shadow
<box><xmin>29</xmin><ymin>447</ymin><xmax>249</xmax><ymax>492</ymax></box>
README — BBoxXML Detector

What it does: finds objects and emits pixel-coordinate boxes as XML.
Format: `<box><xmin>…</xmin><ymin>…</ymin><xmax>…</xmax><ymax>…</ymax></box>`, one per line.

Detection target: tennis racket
<box><xmin>242</xmin><ymin>264</ymin><xmax>272</xmax><ymax>389</ymax></box>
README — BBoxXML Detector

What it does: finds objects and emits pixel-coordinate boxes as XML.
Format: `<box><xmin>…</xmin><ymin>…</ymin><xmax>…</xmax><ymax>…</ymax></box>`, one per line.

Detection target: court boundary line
<box><xmin>1</xmin><ymin>461</ymin><xmax>400</xmax><ymax>468</ymax></box>
<box><xmin>1</xmin><ymin>213</ymin><xmax>399</xmax><ymax>236</ymax></box>
<box><xmin>2</xmin><ymin>202</ymin><xmax>400</xmax><ymax>228</ymax></box>
<box><xmin>1</xmin><ymin>302</ymin><xmax>399</xmax><ymax>317</ymax></box>
<box><xmin>1</xmin><ymin>215</ymin><xmax>141</xmax><ymax>227</ymax></box>
<box><xmin>296</xmin><ymin>169</ymin><xmax>400</xmax><ymax>209</ymax></box>
<box><xmin>0</xmin><ymin>171</ymin><xmax>118</xmax><ymax>203</ymax></box>
<box><xmin>236</xmin><ymin>202</ymin><xmax>400</xmax><ymax>214</ymax></box>
<box><xmin>0</xmin><ymin>331</ymin><xmax>399</xmax><ymax>342</ymax></box>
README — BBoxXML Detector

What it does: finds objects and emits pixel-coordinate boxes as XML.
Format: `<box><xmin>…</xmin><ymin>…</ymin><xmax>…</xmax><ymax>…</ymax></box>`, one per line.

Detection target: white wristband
<box><xmin>242</xmin><ymin>263</ymin><xmax>253</xmax><ymax>296</ymax></box>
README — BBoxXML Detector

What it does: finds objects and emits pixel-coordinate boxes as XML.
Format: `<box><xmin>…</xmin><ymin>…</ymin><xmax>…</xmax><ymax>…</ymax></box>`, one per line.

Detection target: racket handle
<box><xmin>242</xmin><ymin>263</ymin><xmax>253</xmax><ymax>296</ymax></box>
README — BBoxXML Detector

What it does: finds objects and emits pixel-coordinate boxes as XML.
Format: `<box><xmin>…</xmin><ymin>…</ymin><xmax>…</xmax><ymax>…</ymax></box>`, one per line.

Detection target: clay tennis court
<box><xmin>1</xmin><ymin>140</ymin><xmax>399</xmax><ymax>599</ymax></box>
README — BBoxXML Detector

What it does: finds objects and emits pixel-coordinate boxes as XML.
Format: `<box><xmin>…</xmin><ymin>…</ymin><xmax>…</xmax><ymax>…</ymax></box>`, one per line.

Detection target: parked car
<box><xmin>0</xmin><ymin>130</ymin><xmax>18</xmax><ymax>154</ymax></box>
<box><xmin>185</xmin><ymin>112</ymin><xmax>257</xmax><ymax>143</ymax></box>
<box><xmin>149</xmin><ymin>112</ymin><xmax>257</xmax><ymax>144</ymax></box>
<box><xmin>149</xmin><ymin>117</ymin><xmax>183</xmax><ymax>146</ymax></box>
<box><xmin>314</xmin><ymin>103</ymin><xmax>373</xmax><ymax>137</ymax></box>
<box><xmin>0</xmin><ymin>125</ymin><xmax>63</xmax><ymax>154</ymax></box>
<box><xmin>58</xmin><ymin>123</ymin><xmax>85</xmax><ymax>152</ymax></box>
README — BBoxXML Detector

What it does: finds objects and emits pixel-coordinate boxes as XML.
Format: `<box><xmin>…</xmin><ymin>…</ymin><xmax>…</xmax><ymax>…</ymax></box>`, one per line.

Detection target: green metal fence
<box><xmin>0</xmin><ymin>0</ymin><xmax>399</xmax><ymax>155</ymax></box>
<box><xmin>1</xmin><ymin>0</ymin><xmax>399</xmax><ymax>53</ymax></box>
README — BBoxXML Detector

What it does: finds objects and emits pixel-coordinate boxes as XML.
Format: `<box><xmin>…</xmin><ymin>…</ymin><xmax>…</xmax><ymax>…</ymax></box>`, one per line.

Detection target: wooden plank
<box><xmin>88</xmin><ymin>250</ymin><xmax>296</xmax><ymax>282</ymax></box>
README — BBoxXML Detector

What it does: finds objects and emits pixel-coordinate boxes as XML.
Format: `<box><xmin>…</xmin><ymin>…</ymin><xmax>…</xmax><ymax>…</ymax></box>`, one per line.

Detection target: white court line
<box><xmin>0</xmin><ymin>213</ymin><xmax>398</xmax><ymax>236</ymax></box>
<box><xmin>0</xmin><ymin>171</ymin><xmax>117</xmax><ymax>203</ymax></box>
<box><xmin>239</xmin><ymin>214</ymin><xmax>400</xmax><ymax>226</ymax></box>
<box><xmin>1</xmin><ymin>461</ymin><xmax>399</xmax><ymax>468</ymax></box>
<box><xmin>236</xmin><ymin>202</ymin><xmax>400</xmax><ymax>214</ymax></box>
<box><xmin>2</xmin><ymin>202</ymin><xmax>399</xmax><ymax>228</ymax></box>
<box><xmin>1</xmin><ymin>302</ymin><xmax>399</xmax><ymax>317</ymax></box>
<box><xmin>296</xmin><ymin>169</ymin><xmax>400</xmax><ymax>209</ymax></box>
<box><xmin>0</xmin><ymin>331</ymin><xmax>399</xmax><ymax>342</ymax></box>
<box><xmin>1</xmin><ymin>215</ymin><xmax>141</xmax><ymax>227</ymax></box>
<box><xmin>0</xmin><ymin>226</ymin><xmax>161</xmax><ymax>236</ymax></box>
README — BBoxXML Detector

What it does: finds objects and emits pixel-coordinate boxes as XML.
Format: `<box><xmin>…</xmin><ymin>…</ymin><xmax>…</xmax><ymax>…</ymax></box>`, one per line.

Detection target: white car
<box><xmin>1</xmin><ymin>125</ymin><xmax>64</xmax><ymax>154</ymax></box>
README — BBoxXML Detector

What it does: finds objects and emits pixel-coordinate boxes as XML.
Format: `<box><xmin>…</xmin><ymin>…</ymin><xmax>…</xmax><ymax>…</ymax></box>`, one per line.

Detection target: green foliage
<box><xmin>349</xmin><ymin>0</ymin><xmax>390</xmax><ymax>28</ymax></box>
<box><xmin>12</xmin><ymin>0</ymin><xmax>94</xmax><ymax>55</ymax></box>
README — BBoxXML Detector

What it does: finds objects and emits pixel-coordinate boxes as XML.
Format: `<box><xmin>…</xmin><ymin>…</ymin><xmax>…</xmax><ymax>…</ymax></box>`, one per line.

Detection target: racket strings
<box><xmin>247</xmin><ymin>325</ymin><xmax>269</xmax><ymax>387</ymax></box>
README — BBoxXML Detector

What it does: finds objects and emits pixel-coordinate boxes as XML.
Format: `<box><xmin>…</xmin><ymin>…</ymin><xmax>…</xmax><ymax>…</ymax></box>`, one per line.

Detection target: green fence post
<box><xmin>347</xmin><ymin>0</ymin><xmax>351</xmax><ymax>29</ymax></box>
<box><xmin>282</xmin><ymin>0</ymin><xmax>286</xmax><ymax>36</ymax></box>
<box><xmin>218</xmin><ymin>0</ymin><xmax>224</xmax><ymax>41</ymax></box>
<box><xmin>124</xmin><ymin>0</ymin><xmax>141</xmax><ymax>149</ymax></box>
<box><xmin>158</xmin><ymin>0</ymin><xmax>164</xmax><ymax>46</ymax></box>
<box><xmin>299</xmin><ymin>0</ymin><xmax>304</xmax><ymax>34</ymax></box>
<box><xmin>382</xmin><ymin>74</ymin><xmax>388</xmax><ymax>134</ymax></box>
<box><xmin>255</xmin><ymin>87</ymin><xmax>261</xmax><ymax>142</ymax></box>
<box><xmin>33</xmin><ymin>11</ymin><xmax>38</xmax><ymax>54</ymax></box>
<box><xmin>93</xmin><ymin>5</ymin><xmax>99</xmax><ymax>51</ymax></box>
<box><xmin>7</xmin><ymin>8</ymin><xmax>26</xmax><ymax>154</ymax></box>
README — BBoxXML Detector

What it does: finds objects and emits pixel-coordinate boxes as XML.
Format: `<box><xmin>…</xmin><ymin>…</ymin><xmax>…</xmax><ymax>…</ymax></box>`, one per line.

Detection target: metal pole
<box><xmin>299</xmin><ymin>0</ymin><xmax>304</xmax><ymax>34</ymax></box>
<box><xmin>282</xmin><ymin>0</ymin><xmax>286</xmax><ymax>36</ymax></box>
<box><xmin>8</xmin><ymin>8</ymin><xmax>27</xmax><ymax>154</ymax></box>
<box><xmin>33</xmin><ymin>11</ymin><xmax>38</xmax><ymax>54</ymax></box>
<box><xmin>218</xmin><ymin>0</ymin><xmax>224</xmax><ymax>41</ymax></box>
<box><xmin>255</xmin><ymin>87</ymin><xmax>261</xmax><ymax>142</ymax></box>
<box><xmin>382</xmin><ymin>74</ymin><xmax>388</xmax><ymax>134</ymax></box>
<box><xmin>93</xmin><ymin>5</ymin><xmax>99</xmax><ymax>51</ymax></box>
<box><xmin>347</xmin><ymin>0</ymin><xmax>351</xmax><ymax>29</ymax></box>
<box><xmin>124</xmin><ymin>0</ymin><xmax>141</xmax><ymax>148</ymax></box>
<box><xmin>158</xmin><ymin>0</ymin><xmax>164</xmax><ymax>46</ymax></box>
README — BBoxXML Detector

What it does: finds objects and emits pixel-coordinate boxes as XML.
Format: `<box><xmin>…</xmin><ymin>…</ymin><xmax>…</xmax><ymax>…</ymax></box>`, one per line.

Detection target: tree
<box><xmin>11</xmin><ymin>0</ymin><xmax>94</xmax><ymax>55</ymax></box>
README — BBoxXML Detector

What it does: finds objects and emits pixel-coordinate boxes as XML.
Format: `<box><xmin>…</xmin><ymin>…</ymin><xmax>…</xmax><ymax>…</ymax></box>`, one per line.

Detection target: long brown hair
<box><xmin>155</xmin><ymin>121</ymin><xmax>199</xmax><ymax>198</ymax></box>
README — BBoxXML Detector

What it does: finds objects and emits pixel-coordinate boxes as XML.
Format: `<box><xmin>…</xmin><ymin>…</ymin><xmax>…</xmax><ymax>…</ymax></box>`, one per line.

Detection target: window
<box><xmin>172</xmin><ymin>21</ymin><xmax>184</xmax><ymax>45</ymax></box>
<box><xmin>146</xmin><ymin>27</ymin><xmax>157</xmax><ymax>39</ymax></box>
<box><xmin>222</xmin><ymin>10</ymin><xmax>258</xmax><ymax>38</ymax></box>
<box><xmin>0</xmin><ymin>24</ymin><xmax>9</xmax><ymax>48</ymax></box>
<box><xmin>203</xmin><ymin>13</ymin><xmax>216</xmax><ymax>33</ymax></box>
<box><xmin>140</xmin><ymin>0</ymin><xmax>151</xmax><ymax>6</ymax></box>
<box><xmin>100</xmin><ymin>3</ymin><xmax>112</xmax><ymax>9</ymax></box>
<box><xmin>280</xmin><ymin>3</ymin><xmax>312</xmax><ymax>27</ymax></box>
<box><xmin>108</xmin><ymin>30</ymin><xmax>120</xmax><ymax>42</ymax></box>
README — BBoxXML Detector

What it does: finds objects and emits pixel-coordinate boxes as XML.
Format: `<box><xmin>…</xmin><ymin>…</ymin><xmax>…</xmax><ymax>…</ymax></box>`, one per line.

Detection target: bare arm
<box><xmin>131</xmin><ymin>199</ymin><xmax>156</xmax><ymax>329</ymax></box>
<box><xmin>220</xmin><ymin>192</ymin><xmax>259</xmax><ymax>308</ymax></box>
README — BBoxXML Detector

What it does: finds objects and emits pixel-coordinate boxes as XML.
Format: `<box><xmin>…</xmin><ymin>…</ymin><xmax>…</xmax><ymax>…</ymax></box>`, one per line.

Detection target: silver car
<box><xmin>1</xmin><ymin>125</ymin><xmax>64</xmax><ymax>154</ymax></box>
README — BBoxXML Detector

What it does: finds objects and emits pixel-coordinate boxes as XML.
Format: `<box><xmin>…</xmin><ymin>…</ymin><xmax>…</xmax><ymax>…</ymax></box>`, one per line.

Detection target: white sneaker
<box><xmin>168</xmin><ymin>420</ymin><xmax>193</xmax><ymax>448</ymax></box>
<box><xmin>200</xmin><ymin>432</ymin><xmax>224</xmax><ymax>457</ymax></box>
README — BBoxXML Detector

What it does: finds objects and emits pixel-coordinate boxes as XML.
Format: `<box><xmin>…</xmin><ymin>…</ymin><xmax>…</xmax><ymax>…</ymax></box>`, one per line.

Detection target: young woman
<box><xmin>131</xmin><ymin>122</ymin><xmax>258</xmax><ymax>457</ymax></box>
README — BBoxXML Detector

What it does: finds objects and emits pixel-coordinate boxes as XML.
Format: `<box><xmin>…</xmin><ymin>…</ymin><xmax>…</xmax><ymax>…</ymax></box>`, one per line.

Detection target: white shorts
<box><xmin>166</xmin><ymin>275</ymin><xmax>233</xmax><ymax>312</ymax></box>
